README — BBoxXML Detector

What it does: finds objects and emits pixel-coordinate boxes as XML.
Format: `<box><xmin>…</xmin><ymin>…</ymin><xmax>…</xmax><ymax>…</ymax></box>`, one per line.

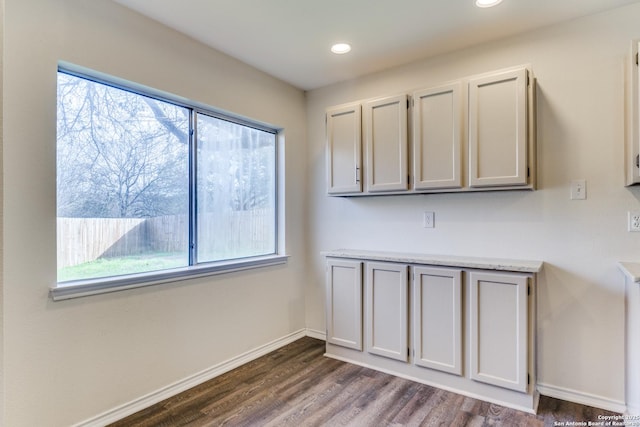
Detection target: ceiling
<box><xmin>112</xmin><ymin>0</ymin><xmax>640</xmax><ymax>91</ymax></box>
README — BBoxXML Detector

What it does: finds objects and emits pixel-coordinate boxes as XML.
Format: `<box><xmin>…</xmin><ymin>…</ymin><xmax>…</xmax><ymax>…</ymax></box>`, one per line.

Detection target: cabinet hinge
<box><xmin>528</xmin><ymin>374</ymin><xmax>531</xmax><ymax>385</ymax></box>
<box><xmin>526</xmin><ymin>74</ymin><xmax>530</xmax><ymax>86</ymax></box>
<box><xmin>636</xmin><ymin>154</ymin><xmax>639</xmax><ymax>169</ymax></box>
<box><xmin>527</xmin><ymin>167</ymin><xmax>530</xmax><ymax>178</ymax></box>
<box><xmin>528</xmin><ymin>284</ymin><xmax>531</xmax><ymax>296</ymax></box>
<box><xmin>636</xmin><ymin>52</ymin><xmax>638</xmax><ymax>66</ymax></box>
<box><xmin>189</xmin><ymin>128</ymin><xmax>195</xmax><ymax>136</ymax></box>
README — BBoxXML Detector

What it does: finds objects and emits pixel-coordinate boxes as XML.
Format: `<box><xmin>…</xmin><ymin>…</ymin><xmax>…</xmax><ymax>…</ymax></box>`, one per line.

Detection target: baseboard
<box><xmin>324</xmin><ymin>353</ymin><xmax>539</xmax><ymax>415</ymax></box>
<box><xmin>73</xmin><ymin>329</ymin><xmax>309</xmax><ymax>427</ymax></box>
<box><xmin>537</xmin><ymin>383</ymin><xmax>627</xmax><ymax>414</ymax></box>
<box><xmin>305</xmin><ymin>328</ymin><xmax>326</xmax><ymax>340</ymax></box>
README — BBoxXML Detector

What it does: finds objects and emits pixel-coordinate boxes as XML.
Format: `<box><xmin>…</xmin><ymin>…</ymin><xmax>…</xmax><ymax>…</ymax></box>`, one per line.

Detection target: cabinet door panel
<box><xmin>413</xmin><ymin>267</ymin><xmax>462</xmax><ymax>375</ymax></box>
<box><xmin>413</xmin><ymin>83</ymin><xmax>463</xmax><ymax>190</ymax></box>
<box><xmin>364</xmin><ymin>95</ymin><xmax>408</xmax><ymax>193</ymax></box>
<box><xmin>469</xmin><ymin>271</ymin><xmax>528</xmax><ymax>392</ymax></box>
<box><xmin>326</xmin><ymin>259</ymin><xmax>363</xmax><ymax>350</ymax></box>
<box><xmin>627</xmin><ymin>41</ymin><xmax>640</xmax><ymax>186</ymax></box>
<box><xmin>326</xmin><ymin>103</ymin><xmax>362</xmax><ymax>194</ymax></box>
<box><xmin>469</xmin><ymin>68</ymin><xmax>528</xmax><ymax>187</ymax></box>
<box><xmin>366</xmin><ymin>262</ymin><xmax>408</xmax><ymax>361</ymax></box>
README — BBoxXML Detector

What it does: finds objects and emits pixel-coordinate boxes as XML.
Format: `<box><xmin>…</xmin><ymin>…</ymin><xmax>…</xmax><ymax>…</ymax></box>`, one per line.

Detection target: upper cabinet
<box><xmin>325</xmin><ymin>65</ymin><xmax>536</xmax><ymax>196</ymax></box>
<box><xmin>364</xmin><ymin>95</ymin><xmax>409</xmax><ymax>193</ymax></box>
<box><xmin>412</xmin><ymin>82</ymin><xmax>463</xmax><ymax>191</ymax></box>
<box><xmin>326</xmin><ymin>102</ymin><xmax>362</xmax><ymax>195</ymax></box>
<box><xmin>325</xmin><ymin>95</ymin><xmax>409</xmax><ymax>196</ymax></box>
<box><xmin>468</xmin><ymin>68</ymin><xmax>531</xmax><ymax>188</ymax></box>
<box><xmin>627</xmin><ymin>41</ymin><xmax>640</xmax><ymax>186</ymax></box>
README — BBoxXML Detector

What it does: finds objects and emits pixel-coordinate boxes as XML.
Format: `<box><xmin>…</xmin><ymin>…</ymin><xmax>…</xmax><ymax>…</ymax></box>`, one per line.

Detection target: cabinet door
<box><xmin>363</xmin><ymin>95</ymin><xmax>409</xmax><ymax>193</ymax></box>
<box><xmin>412</xmin><ymin>82</ymin><xmax>463</xmax><ymax>190</ymax></box>
<box><xmin>326</xmin><ymin>103</ymin><xmax>362</xmax><ymax>194</ymax></box>
<box><xmin>469</xmin><ymin>271</ymin><xmax>529</xmax><ymax>392</ymax></box>
<box><xmin>627</xmin><ymin>41</ymin><xmax>640</xmax><ymax>186</ymax></box>
<box><xmin>326</xmin><ymin>259</ymin><xmax>363</xmax><ymax>350</ymax></box>
<box><xmin>413</xmin><ymin>267</ymin><xmax>462</xmax><ymax>375</ymax></box>
<box><xmin>366</xmin><ymin>262</ymin><xmax>408</xmax><ymax>361</ymax></box>
<box><xmin>468</xmin><ymin>67</ymin><xmax>529</xmax><ymax>188</ymax></box>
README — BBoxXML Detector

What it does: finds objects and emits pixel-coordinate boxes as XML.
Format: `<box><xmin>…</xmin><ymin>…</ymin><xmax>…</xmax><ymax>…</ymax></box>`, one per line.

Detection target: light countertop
<box><xmin>323</xmin><ymin>249</ymin><xmax>543</xmax><ymax>273</ymax></box>
<box><xmin>618</xmin><ymin>262</ymin><xmax>640</xmax><ymax>282</ymax></box>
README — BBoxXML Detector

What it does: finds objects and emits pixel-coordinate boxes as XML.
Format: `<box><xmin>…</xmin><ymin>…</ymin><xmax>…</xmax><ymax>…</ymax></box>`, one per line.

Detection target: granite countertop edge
<box><xmin>323</xmin><ymin>249</ymin><xmax>543</xmax><ymax>273</ymax></box>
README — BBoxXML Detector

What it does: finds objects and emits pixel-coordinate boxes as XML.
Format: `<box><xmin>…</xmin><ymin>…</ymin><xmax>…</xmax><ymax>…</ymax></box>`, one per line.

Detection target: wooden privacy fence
<box><xmin>57</xmin><ymin>210</ymin><xmax>273</xmax><ymax>269</ymax></box>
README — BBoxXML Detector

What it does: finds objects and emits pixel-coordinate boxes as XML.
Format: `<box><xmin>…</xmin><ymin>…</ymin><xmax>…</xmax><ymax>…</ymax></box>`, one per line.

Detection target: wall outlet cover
<box><xmin>629</xmin><ymin>211</ymin><xmax>640</xmax><ymax>232</ymax></box>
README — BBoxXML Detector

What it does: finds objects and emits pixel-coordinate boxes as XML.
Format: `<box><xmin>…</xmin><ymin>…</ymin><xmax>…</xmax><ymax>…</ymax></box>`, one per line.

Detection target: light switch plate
<box><xmin>423</xmin><ymin>211</ymin><xmax>434</xmax><ymax>228</ymax></box>
<box><xmin>570</xmin><ymin>179</ymin><xmax>586</xmax><ymax>200</ymax></box>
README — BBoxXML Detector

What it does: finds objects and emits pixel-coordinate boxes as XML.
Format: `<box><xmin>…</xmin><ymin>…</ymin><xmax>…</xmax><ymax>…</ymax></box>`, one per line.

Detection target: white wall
<box><xmin>306</xmin><ymin>3</ymin><xmax>640</xmax><ymax>412</ymax></box>
<box><xmin>0</xmin><ymin>0</ymin><xmax>5</xmax><ymax>425</ymax></box>
<box><xmin>1</xmin><ymin>1</ymin><xmax>307</xmax><ymax>426</ymax></box>
<box><xmin>4</xmin><ymin>0</ymin><xmax>640</xmax><ymax>424</ymax></box>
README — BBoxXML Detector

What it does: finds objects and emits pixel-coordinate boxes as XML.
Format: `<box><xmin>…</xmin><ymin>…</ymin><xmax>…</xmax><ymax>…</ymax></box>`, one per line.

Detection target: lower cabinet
<box><xmin>325</xmin><ymin>255</ymin><xmax>539</xmax><ymax>413</ymax></box>
<box><xmin>469</xmin><ymin>271</ymin><xmax>529</xmax><ymax>393</ymax></box>
<box><xmin>413</xmin><ymin>266</ymin><xmax>463</xmax><ymax>376</ymax></box>
<box><xmin>366</xmin><ymin>262</ymin><xmax>409</xmax><ymax>361</ymax></box>
<box><xmin>326</xmin><ymin>259</ymin><xmax>363</xmax><ymax>351</ymax></box>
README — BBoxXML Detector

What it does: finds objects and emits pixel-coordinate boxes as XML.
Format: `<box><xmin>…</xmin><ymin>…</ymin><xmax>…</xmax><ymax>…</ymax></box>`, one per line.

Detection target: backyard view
<box><xmin>57</xmin><ymin>72</ymin><xmax>276</xmax><ymax>282</ymax></box>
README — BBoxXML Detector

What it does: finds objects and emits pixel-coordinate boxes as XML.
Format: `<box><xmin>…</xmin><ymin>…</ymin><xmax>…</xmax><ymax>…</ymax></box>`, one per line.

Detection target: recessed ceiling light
<box><xmin>475</xmin><ymin>0</ymin><xmax>503</xmax><ymax>8</ymax></box>
<box><xmin>331</xmin><ymin>43</ymin><xmax>352</xmax><ymax>54</ymax></box>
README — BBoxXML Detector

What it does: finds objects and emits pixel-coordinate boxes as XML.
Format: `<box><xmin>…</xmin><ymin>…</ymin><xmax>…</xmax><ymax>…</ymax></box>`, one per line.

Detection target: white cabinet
<box><xmin>326</xmin><ymin>95</ymin><xmax>409</xmax><ymax>195</ymax></box>
<box><xmin>469</xmin><ymin>271</ymin><xmax>529</xmax><ymax>392</ymax></box>
<box><xmin>326</xmin><ymin>259</ymin><xmax>363</xmax><ymax>350</ymax></box>
<box><xmin>365</xmin><ymin>262</ymin><xmax>408</xmax><ymax>361</ymax></box>
<box><xmin>619</xmin><ymin>262</ymin><xmax>640</xmax><ymax>415</ymax></box>
<box><xmin>412</xmin><ymin>266</ymin><xmax>462</xmax><ymax>375</ymax></box>
<box><xmin>324</xmin><ymin>250</ymin><xmax>540</xmax><ymax>413</ymax></box>
<box><xmin>626</xmin><ymin>272</ymin><xmax>640</xmax><ymax>415</ymax></box>
<box><xmin>326</xmin><ymin>65</ymin><xmax>536</xmax><ymax>196</ymax></box>
<box><xmin>626</xmin><ymin>41</ymin><xmax>640</xmax><ymax>186</ymax></box>
<box><xmin>364</xmin><ymin>95</ymin><xmax>409</xmax><ymax>193</ymax></box>
<box><xmin>412</xmin><ymin>82</ymin><xmax>463</xmax><ymax>190</ymax></box>
<box><xmin>468</xmin><ymin>67</ymin><xmax>532</xmax><ymax>188</ymax></box>
<box><xmin>326</xmin><ymin>103</ymin><xmax>362</xmax><ymax>194</ymax></box>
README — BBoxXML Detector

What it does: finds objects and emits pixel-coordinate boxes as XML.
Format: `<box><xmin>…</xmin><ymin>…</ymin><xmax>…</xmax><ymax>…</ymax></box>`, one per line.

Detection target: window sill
<box><xmin>49</xmin><ymin>254</ymin><xmax>289</xmax><ymax>301</ymax></box>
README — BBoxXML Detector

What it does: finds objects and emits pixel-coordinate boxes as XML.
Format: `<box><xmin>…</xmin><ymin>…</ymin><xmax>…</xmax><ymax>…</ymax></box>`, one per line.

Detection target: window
<box><xmin>53</xmin><ymin>67</ymin><xmax>283</xmax><ymax>299</ymax></box>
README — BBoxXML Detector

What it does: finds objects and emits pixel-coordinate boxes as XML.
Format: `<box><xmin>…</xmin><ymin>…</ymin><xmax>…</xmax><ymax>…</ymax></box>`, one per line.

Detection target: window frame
<box><xmin>51</xmin><ymin>63</ymin><xmax>287</xmax><ymax>301</ymax></box>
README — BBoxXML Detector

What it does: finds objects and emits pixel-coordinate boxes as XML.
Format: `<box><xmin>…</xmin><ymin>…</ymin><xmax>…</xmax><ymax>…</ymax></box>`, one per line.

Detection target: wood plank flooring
<box><xmin>110</xmin><ymin>337</ymin><xmax>620</xmax><ymax>426</ymax></box>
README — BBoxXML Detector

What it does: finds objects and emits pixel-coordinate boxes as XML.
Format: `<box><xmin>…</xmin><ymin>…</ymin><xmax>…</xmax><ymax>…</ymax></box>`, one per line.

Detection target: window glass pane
<box><xmin>196</xmin><ymin>114</ymin><xmax>276</xmax><ymax>262</ymax></box>
<box><xmin>56</xmin><ymin>72</ymin><xmax>190</xmax><ymax>281</ymax></box>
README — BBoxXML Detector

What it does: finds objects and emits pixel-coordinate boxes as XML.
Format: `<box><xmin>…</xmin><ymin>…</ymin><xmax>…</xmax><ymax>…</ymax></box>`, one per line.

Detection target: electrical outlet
<box><xmin>423</xmin><ymin>211</ymin><xmax>434</xmax><ymax>228</ymax></box>
<box><xmin>629</xmin><ymin>211</ymin><xmax>640</xmax><ymax>232</ymax></box>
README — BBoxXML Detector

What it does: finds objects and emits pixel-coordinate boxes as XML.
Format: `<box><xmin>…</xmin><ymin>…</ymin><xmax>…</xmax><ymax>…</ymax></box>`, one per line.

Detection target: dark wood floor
<box><xmin>110</xmin><ymin>337</ymin><xmax>620</xmax><ymax>426</ymax></box>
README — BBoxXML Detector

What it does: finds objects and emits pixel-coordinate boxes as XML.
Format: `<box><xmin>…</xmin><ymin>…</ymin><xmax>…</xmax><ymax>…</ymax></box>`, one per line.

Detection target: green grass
<box><xmin>57</xmin><ymin>252</ymin><xmax>187</xmax><ymax>282</ymax></box>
